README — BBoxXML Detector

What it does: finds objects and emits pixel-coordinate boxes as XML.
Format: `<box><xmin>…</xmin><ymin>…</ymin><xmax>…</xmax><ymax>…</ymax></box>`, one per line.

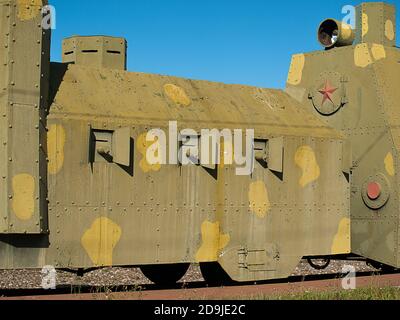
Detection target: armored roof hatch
<box><xmin>62</xmin><ymin>36</ymin><xmax>127</xmax><ymax>70</ymax></box>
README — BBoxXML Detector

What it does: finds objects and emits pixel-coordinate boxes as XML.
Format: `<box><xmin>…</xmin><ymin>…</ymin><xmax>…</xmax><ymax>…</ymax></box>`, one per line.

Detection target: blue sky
<box><xmin>50</xmin><ymin>0</ymin><xmax>399</xmax><ymax>89</ymax></box>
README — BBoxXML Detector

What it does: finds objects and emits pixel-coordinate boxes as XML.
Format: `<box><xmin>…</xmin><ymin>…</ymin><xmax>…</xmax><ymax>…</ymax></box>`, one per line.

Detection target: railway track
<box><xmin>1</xmin><ymin>271</ymin><xmax>399</xmax><ymax>300</ymax></box>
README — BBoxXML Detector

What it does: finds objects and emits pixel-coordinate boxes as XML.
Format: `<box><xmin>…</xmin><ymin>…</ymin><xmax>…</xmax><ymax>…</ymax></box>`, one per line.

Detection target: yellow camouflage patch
<box><xmin>12</xmin><ymin>174</ymin><xmax>35</xmax><ymax>221</ymax></box>
<box><xmin>287</xmin><ymin>54</ymin><xmax>305</xmax><ymax>86</ymax></box>
<box><xmin>354</xmin><ymin>44</ymin><xmax>386</xmax><ymax>68</ymax></box>
<box><xmin>331</xmin><ymin>218</ymin><xmax>351</xmax><ymax>254</ymax></box>
<box><xmin>371</xmin><ymin>44</ymin><xmax>386</xmax><ymax>61</ymax></box>
<box><xmin>248</xmin><ymin>181</ymin><xmax>270</xmax><ymax>218</ymax></box>
<box><xmin>81</xmin><ymin>217</ymin><xmax>122</xmax><ymax>266</ymax></box>
<box><xmin>137</xmin><ymin>132</ymin><xmax>162</xmax><ymax>173</ymax></box>
<box><xmin>195</xmin><ymin>221</ymin><xmax>230</xmax><ymax>263</ymax></box>
<box><xmin>48</xmin><ymin>124</ymin><xmax>66</xmax><ymax>175</ymax></box>
<box><xmin>362</xmin><ymin>13</ymin><xmax>369</xmax><ymax>37</ymax></box>
<box><xmin>385</xmin><ymin>19</ymin><xmax>395</xmax><ymax>41</ymax></box>
<box><xmin>385</xmin><ymin>152</ymin><xmax>395</xmax><ymax>177</ymax></box>
<box><xmin>164</xmin><ymin>84</ymin><xmax>192</xmax><ymax>107</ymax></box>
<box><xmin>354</xmin><ymin>44</ymin><xmax>372</xmax><ymax>68</ymax></box>
<box><xmin>295</xmin><ymin>146</ymin><xmax>320</xmax><ymax>188</ymax></box>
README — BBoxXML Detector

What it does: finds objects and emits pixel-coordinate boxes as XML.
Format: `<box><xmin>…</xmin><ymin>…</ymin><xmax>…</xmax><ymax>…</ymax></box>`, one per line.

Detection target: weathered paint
<box><xmin>137</xmin><ymin>133</ymin><xmax>162</xmax><ymax>173</ymax></box>
<box><xmin>331</xmin><ymin>218</ymin><xmax>351</xmax><ymax>254</ymax></box>
<box><xmin>385</xmin><ymin>152</ymin><xmax>395</xmax><ymax>177</ymax></box>
<box><xmin>47</xmin><ymin>124</ymin><xmax>66</xmax><ymax>175</ymax></box>
<box><xmin>295</xmin><ymin>146</ymin><xmax>321</xmax><ymax>188</ymax></box>
<box><xmin>12</xmin><ymin>174</ymin><xmax>35</xmax><ymax>221</ymax></box>
<box><xmin>371</xmin><ymin>44</ymin><xmax>386</xmax><ymax>61</ymax></box>
<box><xmin>195</xmin><ymin>221</ymin><xmax>230</xmax><ymax>263</ymax></box>
<box><xmin>81</xmin><ymin>217</ymin><xmax>122</xmax><ymax>266</ymax></box>
<box><xmin>287</xmin><ymin>54</ymin><xmax>305</xmax><ymax>86</ymax></box>
<box><xmin>248</xmin><ymin>181</ymin><xmax>270</xmax><ymax>218</ymax></box>
<box><xmin>164</xmin><ymin>84</ymin><xmax>192</xmax><ymax>107</ymax></box>
<box><xmin>385</xmin><ymin>19</ymin><xmax>395</xmax><ymax>41</ymax></box>
<box><xmin>354</xmin><ymin>44</ymin><xmax>372</xmax><ymax>68</ymax></box>
<box><xmin>16</xmin><ymin>0</ymin><xmax>42</xmax><ymax>21</ymax></box>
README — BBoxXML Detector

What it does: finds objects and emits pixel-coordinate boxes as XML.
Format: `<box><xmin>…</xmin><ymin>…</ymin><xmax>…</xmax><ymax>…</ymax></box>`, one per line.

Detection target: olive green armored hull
<box><xmin>44</xmin><ymin>64</ymin><xmax>349</xmax><ymax>281</ymax></box>
<box><xmin>0</xmin><ymin>0</ymin><xmax>397</xmax><ymax>283</ymax></box>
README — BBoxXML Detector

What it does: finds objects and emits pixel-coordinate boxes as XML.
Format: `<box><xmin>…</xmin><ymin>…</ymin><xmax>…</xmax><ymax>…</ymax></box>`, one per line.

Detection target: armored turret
<box><xmin>287</xmin><ymin>2</ymin><xmax>399</xmax><ymax>268</ymax></box>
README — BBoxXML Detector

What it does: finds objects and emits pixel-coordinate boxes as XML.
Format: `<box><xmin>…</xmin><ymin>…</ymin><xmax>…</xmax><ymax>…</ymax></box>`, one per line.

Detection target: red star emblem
<box><xmin>318</xmin><ymin>80</ymin><xmax>338</xmax><ymax>105</ymax></box>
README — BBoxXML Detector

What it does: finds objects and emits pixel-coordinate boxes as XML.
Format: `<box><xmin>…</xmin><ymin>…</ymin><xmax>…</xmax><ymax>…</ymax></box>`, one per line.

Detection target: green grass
<box><xmin>248</xmin><ymin>287</ymin><xmax>400</xmax><ymax>300</ymax></box>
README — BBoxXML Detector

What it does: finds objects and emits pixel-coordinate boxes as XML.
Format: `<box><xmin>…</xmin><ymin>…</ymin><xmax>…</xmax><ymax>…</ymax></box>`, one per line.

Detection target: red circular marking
<box><xmin>367</xmin><ymin>182</ymin><xmax>381</xmax><ymax>200</ymax></box>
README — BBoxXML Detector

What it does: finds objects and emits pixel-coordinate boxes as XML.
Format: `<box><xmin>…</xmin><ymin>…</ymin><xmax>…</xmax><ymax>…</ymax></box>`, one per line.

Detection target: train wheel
<box><xmin>140</xmin><ymin>263</ymin><xmax>190</xmax><ymax>286</ymax></box>
<box><xmin>367</xmin><ymin>260</ymin><xmax>397</xmax><ymax>273</ymax></box>
<box><xmin>200</xmin><ymin>262</ymin><xmax>233</xmax><ymax>287</ymax></box>
<box><xmin>307</xmin><ymin>258</ymin><xmax>331</xmax><ymax>270</ymax></box>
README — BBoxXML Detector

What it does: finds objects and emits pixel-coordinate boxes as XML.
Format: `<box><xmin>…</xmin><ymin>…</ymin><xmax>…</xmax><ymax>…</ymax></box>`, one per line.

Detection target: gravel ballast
<box><xmin>0</xmin><ymin>260</ymin><xmax>378</xmax><ymax>290</ymax></box>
